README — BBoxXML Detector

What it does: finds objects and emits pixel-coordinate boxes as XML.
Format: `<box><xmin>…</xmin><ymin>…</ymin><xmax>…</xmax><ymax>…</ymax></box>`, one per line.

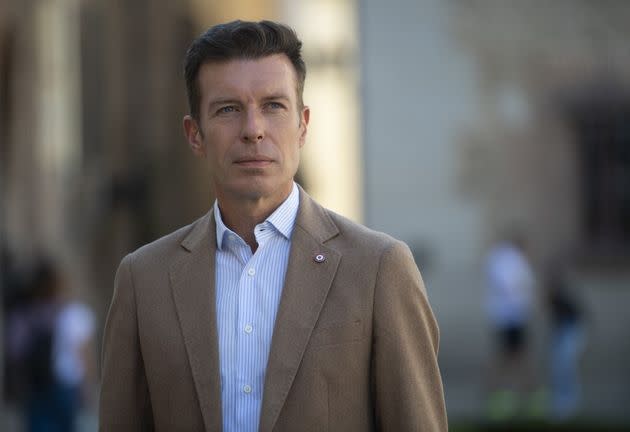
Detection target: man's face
<box><xmin>184</xmin><ymin>54</ymin><xmax>309</xmax><ymax>205</ymax></box>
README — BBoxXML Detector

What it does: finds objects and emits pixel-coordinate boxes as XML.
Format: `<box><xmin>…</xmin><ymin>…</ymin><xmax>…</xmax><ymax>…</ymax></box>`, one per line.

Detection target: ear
<box><xmin>183</xmin><ymin>115</ymin><xmax>205</xmax><ymax>157</ymax></box>
<box><xmin>298</xmin><ymin>106</ymin><xmax>310</xmax><ymax>148</ymax></box>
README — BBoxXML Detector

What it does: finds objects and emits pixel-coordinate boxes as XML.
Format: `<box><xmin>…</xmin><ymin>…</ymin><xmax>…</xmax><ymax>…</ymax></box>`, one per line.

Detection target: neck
<box><xmin>216</xmin><ymin>185</ymin><xmax>293</xmax><ymax>252</ymax></box>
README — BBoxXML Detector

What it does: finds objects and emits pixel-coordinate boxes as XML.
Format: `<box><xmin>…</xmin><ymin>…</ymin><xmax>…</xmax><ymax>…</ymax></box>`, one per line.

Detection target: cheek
<box><xmin>285</xmin><ymin>141</ymin><xmax>302</xmax><ymax>169</ymax></box>
<box><xmin>204</xmin><ymin>130</ymin><xmax>233</xmax><ymax>161</ymax></box>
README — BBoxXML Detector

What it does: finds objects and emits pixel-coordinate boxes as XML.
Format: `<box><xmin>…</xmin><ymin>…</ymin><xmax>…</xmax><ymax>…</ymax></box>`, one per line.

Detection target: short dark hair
<box><xmin>184</xmin><ymin>20</ymin><xmax>306</xmax><ymax>120</ymax></box>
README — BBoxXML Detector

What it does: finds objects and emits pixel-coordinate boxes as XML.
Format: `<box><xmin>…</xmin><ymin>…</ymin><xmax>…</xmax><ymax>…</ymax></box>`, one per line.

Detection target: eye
<box><xmin>266</xmin><ymin>101</ymin><xmax>285</xmax><ymax>110</ymax></box>
<box><xmin>217</xmin><ymin>105</ymin><xmax>238</xmax><ymax>115</ymax></box>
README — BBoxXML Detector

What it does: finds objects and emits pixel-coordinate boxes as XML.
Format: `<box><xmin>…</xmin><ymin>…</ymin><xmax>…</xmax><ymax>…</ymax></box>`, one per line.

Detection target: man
<box><xmin>100</xmin><ymin>20</ymin><xmax>446</xmax><ymax>431</ymax></box>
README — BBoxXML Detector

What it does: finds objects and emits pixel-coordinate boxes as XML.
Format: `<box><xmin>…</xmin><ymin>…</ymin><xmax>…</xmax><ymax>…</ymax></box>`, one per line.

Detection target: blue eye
<box><xmin>218</xmin><ymin>106</ymin><xmax>237</xmax><ymax>114</ymax></box>
<box><xmin>267</xmin><ymin>102</ymin><xmax>284</xmax><ymax>109</ymax></box>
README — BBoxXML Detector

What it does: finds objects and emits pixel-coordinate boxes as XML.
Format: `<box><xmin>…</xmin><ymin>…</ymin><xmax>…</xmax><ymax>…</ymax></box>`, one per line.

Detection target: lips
<box><xmin>234</xmin><ymin>156</ymin><xmax>274</xmax><ymax>167</ymax></box>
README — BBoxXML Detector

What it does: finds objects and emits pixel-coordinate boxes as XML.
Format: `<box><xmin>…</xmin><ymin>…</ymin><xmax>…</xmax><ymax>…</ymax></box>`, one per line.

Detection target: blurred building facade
<box><xmin>361</xmin><ymin>0</ymin><xmax>630</xmax><ymax>422</ymax></box>
<box><xmin>1</xmin><ymin>0</ymin><xmax>629</xmax><ymax>427</ymax></box>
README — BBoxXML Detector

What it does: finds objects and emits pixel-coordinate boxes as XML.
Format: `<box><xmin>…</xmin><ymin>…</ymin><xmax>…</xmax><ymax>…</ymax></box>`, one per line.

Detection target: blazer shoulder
<box><xmin>324</xmin><ymin>209</ymin><xmax>404</xmax><ymax>254</ymax></box>
<box><xmin>124</xmin><ymin>213</ymin><xmax>209</xmax><ymax>268</ymax></box>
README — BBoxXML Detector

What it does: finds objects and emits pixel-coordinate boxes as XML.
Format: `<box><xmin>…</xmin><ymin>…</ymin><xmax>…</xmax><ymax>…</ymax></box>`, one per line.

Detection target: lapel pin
<box><xmin>314</xmin><ymin>254</ymin><xmax>326</xmax><ymax>263</ymax></box>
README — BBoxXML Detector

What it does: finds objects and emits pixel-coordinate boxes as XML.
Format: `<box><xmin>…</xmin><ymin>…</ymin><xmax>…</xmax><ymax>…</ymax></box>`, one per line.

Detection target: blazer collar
<box><xmin>180</xmin><ymin>210</ymin><xmax>215</xmax><ymax>252</ymax></box>
<box><xmin>180</xmin><ymin>184</ymin><xmax>339</xmax><ymax>251</ymax></box>
<box><xmin>293</xmin><ymin>184</ymin><xmax>340</xmax><ymax>244</ymax></box>
<box><xmin>170</xmin><ymin>211</ymin><xmax>223</xmax><ymax>432</ymax></box>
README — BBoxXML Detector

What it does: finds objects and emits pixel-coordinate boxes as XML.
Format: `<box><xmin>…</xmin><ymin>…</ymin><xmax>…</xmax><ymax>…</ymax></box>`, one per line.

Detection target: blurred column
<box><xmin>188</xmin><ymin>0</ymin><xmax>277</xmax><ymax>25</ymax></box>
<box><xmin>282</xmin><ymin>0</ymin><xmax>362</xmax><ymax>222</ymax></box>
<box><xmin>35</xmin><ymin>0</ymin><xmax>82</xmax><ymax>251</ymax></box>
<box><xmin>4</xmin><ymin>0</ymin><xmax>81</xmax><ymax>260</ymax></box>
<box><xmin>4</xmin><ymin>5</ymin><xmax>38</xmax><ymax>260</ymax></box>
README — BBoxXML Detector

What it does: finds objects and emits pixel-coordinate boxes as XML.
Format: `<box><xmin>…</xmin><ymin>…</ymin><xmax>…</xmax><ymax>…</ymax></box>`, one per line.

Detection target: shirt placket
<box><xmin>235</xmin><ymin>239</ymin><xmax>260</xmax><ymax>429</ymax></box>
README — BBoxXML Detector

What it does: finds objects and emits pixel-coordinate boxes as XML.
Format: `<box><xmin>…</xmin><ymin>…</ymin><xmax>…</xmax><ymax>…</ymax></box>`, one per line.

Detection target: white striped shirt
<box><xmin>214</xmin><ymin>183</ymin><xmax>299</xmax><ymax>432</ymax></box>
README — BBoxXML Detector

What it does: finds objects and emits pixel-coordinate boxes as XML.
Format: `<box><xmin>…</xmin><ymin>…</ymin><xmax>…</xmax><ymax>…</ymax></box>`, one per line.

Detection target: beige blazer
<box><xmin>99</xmin><ymin>188</ymin><xmax>447</xmax><ymax>431</ymax></box>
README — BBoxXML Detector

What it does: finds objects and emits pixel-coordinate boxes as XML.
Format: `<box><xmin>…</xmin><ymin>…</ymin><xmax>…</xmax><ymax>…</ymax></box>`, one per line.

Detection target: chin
<box><xmin>223</xmin><ymin>181</ymin><xmax>270</xmax><ymax>200</ymax></box>
<box><xmin>222</xmin><ymin>178</ymin><xmax>291</xmax><ymax>202</ymax></box>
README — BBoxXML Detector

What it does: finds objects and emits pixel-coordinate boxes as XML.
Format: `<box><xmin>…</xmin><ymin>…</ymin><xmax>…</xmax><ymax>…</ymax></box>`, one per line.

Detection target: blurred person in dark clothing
<box><xmin>6</xmin><ymin>259</ymin><xmax>96</xmax><ymax>432</ymax></box>
<box><xmin>546</xmin><ymin>260</ymin><xmax>585</xmax><ymax>421</ymax></box>
<box><xmin>2</xmin><ymin>246</ymin><xmax>27</xmax><ymax>402</ymax></box>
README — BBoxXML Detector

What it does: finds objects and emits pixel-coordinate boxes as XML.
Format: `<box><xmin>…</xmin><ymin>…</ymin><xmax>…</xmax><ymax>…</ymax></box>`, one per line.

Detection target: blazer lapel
<box><xmin>259</xmin><ymin>189</ymin><xmax>341</xmax><ymax>432</ymax></box>
<box><xmin>170</xmin><ymin>212</ymin><xmax>222</xmax><ymax>432</ymax></box>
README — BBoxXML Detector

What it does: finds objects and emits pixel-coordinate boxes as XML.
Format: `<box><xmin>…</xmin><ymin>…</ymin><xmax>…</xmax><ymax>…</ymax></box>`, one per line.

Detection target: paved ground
<box><xmin>439</xmin><ymin>272</ymin><xmax>630</xmax><ymax>425</ymax></box>
<box><xmin>1</xmin><ymin>406</ymin><xmax>96</xmax><ymax>432</ymax></box>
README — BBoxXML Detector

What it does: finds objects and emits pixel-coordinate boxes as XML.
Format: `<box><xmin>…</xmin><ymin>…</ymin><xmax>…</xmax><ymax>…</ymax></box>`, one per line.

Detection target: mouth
<box><xmin>234</xmin><ymin>156</ymin><xmax>274</xmax><ymax>168</ymax></box>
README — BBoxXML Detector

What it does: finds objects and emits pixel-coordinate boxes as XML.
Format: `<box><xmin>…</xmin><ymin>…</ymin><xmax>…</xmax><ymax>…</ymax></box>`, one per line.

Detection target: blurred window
<box><xmin>571</xmin><ymin>88</ymin><xmax>630</xmax><ymax>256</ymax></box>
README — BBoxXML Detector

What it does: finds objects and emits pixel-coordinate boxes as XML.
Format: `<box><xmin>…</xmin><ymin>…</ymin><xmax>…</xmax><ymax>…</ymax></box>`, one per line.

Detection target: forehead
<box><xmin>197</xmin><ymin>54</ymin><xmax>298</xmax><ymax>100</ymax></box>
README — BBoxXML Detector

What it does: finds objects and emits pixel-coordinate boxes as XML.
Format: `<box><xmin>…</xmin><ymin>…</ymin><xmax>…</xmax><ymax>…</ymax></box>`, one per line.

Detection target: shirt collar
<box><xmin>214</xmin><ymin>182</ymin><xmax>300</xmax><ymax>250</ymax></box>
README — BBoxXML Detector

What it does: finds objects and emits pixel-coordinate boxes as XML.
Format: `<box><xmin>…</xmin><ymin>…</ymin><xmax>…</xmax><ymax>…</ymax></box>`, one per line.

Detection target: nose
<box><xmin>241</xmin><ymin>109</ymin><xmax>264</xmax><ymax>143</ymax></box>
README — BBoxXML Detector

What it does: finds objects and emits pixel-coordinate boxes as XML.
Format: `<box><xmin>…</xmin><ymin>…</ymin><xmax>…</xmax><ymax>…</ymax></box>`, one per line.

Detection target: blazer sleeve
<box><xmin>99</xmin><ymin>254</ymin><xmax>154</xmax><ymax>431</ymax></box>
<box><xmin>371</xmin><ymin>241</ymin><xmax>448</xmax><ymax>431</ymax></box>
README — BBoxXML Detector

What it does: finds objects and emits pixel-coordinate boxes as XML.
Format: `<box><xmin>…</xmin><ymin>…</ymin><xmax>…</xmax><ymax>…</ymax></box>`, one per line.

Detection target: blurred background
<box><xmin>1</xmin><ymin>0</ymin><xmax>629</xmax><ymax>430</ymax></box>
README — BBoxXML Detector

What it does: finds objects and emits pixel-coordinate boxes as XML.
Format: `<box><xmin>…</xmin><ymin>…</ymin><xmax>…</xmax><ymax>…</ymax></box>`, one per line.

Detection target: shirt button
<box><xmin>247</xmin><ymin>268</ymin><xmax>255</xmax><ymax>276</ymax></box>
<box><xmin>244</xmin><ymin>324</ymin><xmax>253</xmax><ymax>334</ymax></box>
<box><xmin>243</xmin><ymin>385</ymin><xmax>252</xmax><ymax>394</ymax></box>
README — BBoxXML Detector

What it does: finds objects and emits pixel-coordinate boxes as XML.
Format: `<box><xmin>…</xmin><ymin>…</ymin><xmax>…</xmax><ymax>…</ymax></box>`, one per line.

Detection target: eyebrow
<box><xmin>208</xmin><ymin>98</ymin><xmax>241</xmax><ymax>110</ymax></box>
<box><xmin>261</xmin><ymin>93</ymin><xmax>291</xmax><ymax>103</ymax></box>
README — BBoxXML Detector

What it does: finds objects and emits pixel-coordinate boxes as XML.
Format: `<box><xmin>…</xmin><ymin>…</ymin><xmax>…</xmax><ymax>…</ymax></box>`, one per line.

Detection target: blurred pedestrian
<box><xmin>484</xmin><ymin>232</ymin><xmax>538</xmax><ymax>420</ymax></box>
<box><xmin>6</xmin><ymin>258</ymin><xmax>96</xmax><ymax>432</ymax></box>
<box><xmin>2</xmin><ymin>246</ymin><xmax>29</xmax><ymax>403</ymax></box>
<box><xmin>545</xmin><ymin>259</ymin><xmax>585</xmax><ymax>421</ymax></box>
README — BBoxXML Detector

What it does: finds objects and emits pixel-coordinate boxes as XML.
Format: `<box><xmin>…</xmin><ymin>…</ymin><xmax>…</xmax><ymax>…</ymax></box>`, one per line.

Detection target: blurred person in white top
<box><xmin>486</xmin><ymin>238</ymin><xmax>535</xmax><ymax>332</ymax></box>
<box><xmin>484</xmin><ymin>233</ymin><xmax>539</xmax><ymax>420</ymax></box>
<box><xmin>54</xmin><ymin>300</ymin><xmax>96</xmax><ymax>395</ymax></box>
